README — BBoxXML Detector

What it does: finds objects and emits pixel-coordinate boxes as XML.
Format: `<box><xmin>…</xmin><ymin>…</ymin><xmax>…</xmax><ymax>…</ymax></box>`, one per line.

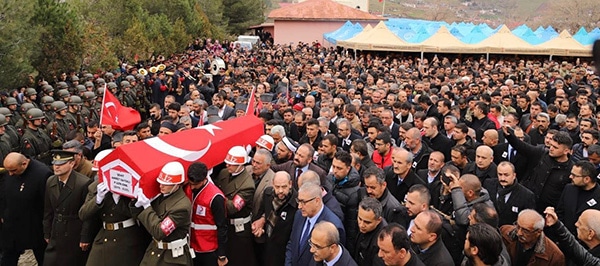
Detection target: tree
<box><xmin>0</xmin><ymin>0</ymin><xmax>38</xmax><ymax>89</ymax></box>
<box><xmin>537</xmin><ymin>0</ymin><xmax>600</xmax><ymax>32</ymax></box>
<box><xmin>30</xmin><ymin>0</ymin><xmax>84</xmax><ymax>81</ymax></box>
<box><xmin>222</xmin><ymin>0</ymin><xmax>265</xmax><ymax>35</ymax></box>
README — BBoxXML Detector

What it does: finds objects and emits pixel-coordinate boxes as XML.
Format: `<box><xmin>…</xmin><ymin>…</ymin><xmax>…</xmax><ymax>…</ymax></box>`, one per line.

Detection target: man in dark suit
<box><xmin>492</xmin><ymin>128</ymin><xmax>530</xmax><ymax>180</ymax></box>
<box><xmin>557</xmin><ymin>160</ymin><xmax>600</xmax><ymax>234</ymax></box>
<box><xmin>385</xmin><ymin>148</ymin><xmax>426</xmax><ymax>203</ymax></box>
<box><xmin>337</xmin><ymin>119</ymin><xmax>361</xmax><ymax>152</ymax></box>
<box><xmin>483</xmin><ymin>161</ymin><xmax>536</xmax><ymax>226</ymax></box>
<box><xmin>1</xmin><ymin>153</ymin><xmax>53</xmax><ymax>266</ymax></box>
<box><xmin>258</xmin><ymin>171</ymin><xmax>299</xmax><ymax>266</ymax></box>
<box><xmin>272</xmin><ymin>143</ymin><xmax>329</xmax><ymax>191</ymax></box>
<box><xmin>416</xmin><ymin>151</ymin><xmax>445</xmax><ymax>193</ymax></box>
<box><xmin>211</xmin><ymin>91</ymin><xmax>234</xmax><ymax>120</ymax></box>
<box><xmin>310</xmin><ymin>221</ymin><xmax>357</xmax><ymax>266</ymax></box>
<box><xmin>381</xmin><ymin>109</ymin><xmax>400</xmax><ymax>143</ymax></box>
<box><xmin>285</xmin><ymin>183</ymin><xmax>345</xmax><ymax>266</ymax></box>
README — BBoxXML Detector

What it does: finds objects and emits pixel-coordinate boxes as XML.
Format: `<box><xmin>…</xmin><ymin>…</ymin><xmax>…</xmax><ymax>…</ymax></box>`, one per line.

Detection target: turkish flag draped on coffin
<box><xmin>98</xmin><ymin>115</ymin><xmax>264</xmax><ymax>198</ymax></box>
<box><xmin>101</xmin><ymin>89</ymin><xmax>141</xmax><ymax>131</ymax></box>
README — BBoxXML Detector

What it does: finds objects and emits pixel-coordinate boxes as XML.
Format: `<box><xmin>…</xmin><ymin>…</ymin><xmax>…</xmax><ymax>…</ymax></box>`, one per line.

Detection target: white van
<box><xmin>237</xmin><ymin>35</ymin><xmax>260</xmax><ymax>45</ymax></box>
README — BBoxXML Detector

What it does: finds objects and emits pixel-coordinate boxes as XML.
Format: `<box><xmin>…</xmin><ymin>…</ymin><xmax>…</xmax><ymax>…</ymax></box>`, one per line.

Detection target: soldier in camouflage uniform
<box><xmin>47</xmin><ymin>101</ymin><xmax>73</xmax><ymax>149</ymax></box>
<box><xmin>118</xmin><ymin>81</ymin><xmax>136</xmax><ymax>108</ymax></box>
<box><xmin>21</xmin><ymin>108</ymin><xmax>53</xmax><ymax>165</ymax></box>
<box><xmin>134</xmin><ymin>74</ymin><xmax>152</xmax><ymax>120</ymax></box>
<box><xmin>0</xmin><ymin>108</ymin><xmax>22</xmax><ymax>153</ymax></box>
<box><xmin>23</xmin><ymin>88</ymin><xmax>39</xmax><ymax>109</ymax></box>
<box><xmin>0</xmin><ymin>114</ymin><xmax>12</xmax><ymax>164</ymax></box>
<box><xmin>66</xmin><ymin>96</ymin><xmax>84</xmax><ymax>132</ymax></box>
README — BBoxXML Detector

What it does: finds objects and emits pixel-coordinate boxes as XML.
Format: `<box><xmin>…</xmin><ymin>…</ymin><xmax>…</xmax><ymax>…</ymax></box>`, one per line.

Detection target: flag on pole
<box><xmin>246</xmin><ymin>87</ymin><xmax>257</xmax><ymax>116</ymax></box>
<box><xmin>100</xmin><ymin>87</ymin><xmax>141</xmax><ymax>131</ymax></box>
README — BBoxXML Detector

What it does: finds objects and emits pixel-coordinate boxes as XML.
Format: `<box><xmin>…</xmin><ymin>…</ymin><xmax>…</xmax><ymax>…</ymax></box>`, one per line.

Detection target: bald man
<box><xmin>1</xmin><ymin>152</ymin><xmax>53</xmax><ymax>265</ymax></box>
<box><xmin>448</xmin><ymin>173</ymin><xmax>494</xmax><ymax>226</ymax></box>
<box><xmin>309</xmin><ymin>221</ymin><xmax>357</xmax><ymax>266</ymax></box>
<box><xmin>545</xmin><ymin>208</ymin><xmax>600</xmax><ymax>264</ymax></box>
<box><xmin>404</xmin><ymin>128</ymin><xmax>432</xmax><ymax>172</ymax></box>
<box><xmin>463</xmin><ymin>146</ymin><xmax>497</xmax><ymax>184</ymax></box>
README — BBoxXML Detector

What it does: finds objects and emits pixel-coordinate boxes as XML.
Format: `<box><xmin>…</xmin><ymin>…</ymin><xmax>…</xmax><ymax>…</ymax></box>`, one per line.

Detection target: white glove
<box><xmin>96</xmin><ymin>182</ymin><xmax>109</xmax><ymax>204</ymax></box>
<box><xmin>134</xmin><ymin>187</ymin><xmax>151</xmax><ymax>209</ymax></box>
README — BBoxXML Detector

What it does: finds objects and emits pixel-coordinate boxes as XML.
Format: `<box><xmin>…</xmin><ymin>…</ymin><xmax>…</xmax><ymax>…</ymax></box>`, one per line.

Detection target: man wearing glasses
<box><xmin>309</xmin><ymin>221</ymin><xmax>357</xmax><ymax>266</ymax></box>
<box><xmin>556</xmin><ymin>160</ymin><xmax>600</xmax><ymax>235</ymax></box>
<box><xmin>285</xmin><ymin>183</ymin><xmax>345</xmax><ymax>266</ymax></box>
<box><xmin>500</xmin><ymin>209</ymin><xmax>564</xmax><ymax>265</ymax></box>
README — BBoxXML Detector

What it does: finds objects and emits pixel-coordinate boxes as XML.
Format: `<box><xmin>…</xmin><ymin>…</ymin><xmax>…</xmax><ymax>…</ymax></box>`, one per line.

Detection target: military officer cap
<box><xmin>82</xmin><ymin>91</ymin><xmax>97</xmax><ymax>101</ymax></box>
<box><xmin>57</xmin><ymin>89</ymin><xmax>70</xmax><ymax>99</ymax></box>
<box><xmin>51</xmin><ymin>150</ymin><xmax>78</xmax><ymax>165</ymax></box>
<box><xmin>120</xmin><ymin>81</ymin><xmax>131</xmax><ymax>88</ymax></box>
<box><xmin>76</xmin><ymin>85</ymin><xmax>86</xmax><ymax>93</ymax></box>
<box><xmin>51</xmin><ymin>101</ymin><xmax>68</xmax><ymax>112</ymax></box>
<box><xmin>71</xmin><ymin>75</ymin><xmax>80</xmax><ymax>82</ymax></box>
<box><xmin>5</xmin><ymin>97</ymin><xmax>18</xmax><ymax>106</ymax></box>
<box><xmin>20</xmin><ymin>103</ymin><xmax>35</xmax><ymax>114</ymax></box>
<box><xmin>69</xmin><ymin>96</ymin><xmax>83</xmax><ymax>105</ymax></box>
<box><xmin>0</xmin><ymin>114</ymin><xmax>8</xmax><ymax>127</ymax></box>
<box><xmin>126</xmin><ymin>75</ymin><xmax>135</xmax><ymax>82</ymax></box>
<box><xmin>84</xmin><ymin>81</ymin><xmax>94</xmax><ymax>88</ymax></box>
<box><xmin>96</xmin><ymin>78</ymin><xmax>106</xmax><ymax>85</ymax></box>
<box><xmin>0</xmin><ymin>107</ymin><xmax>12</xmax><ymax>117</ymax></box>
<box><xmin>107</xmin><ymin>82</ymin><xmax>118</xmax><ymax>89</ymax></box>
<box><xmin>42</xmin><ymin>84</ymin><xmax>54</xmax><ymax>93</ymax></box>
<box><xmin>41</xmin><ymin>96</ymin><xmax>55</xmax><ymax>105</ymax></box>
<box><xmin>25</xmin><ymin>88</ymin><xmax>37</xmax><ymax>97</ymax></box>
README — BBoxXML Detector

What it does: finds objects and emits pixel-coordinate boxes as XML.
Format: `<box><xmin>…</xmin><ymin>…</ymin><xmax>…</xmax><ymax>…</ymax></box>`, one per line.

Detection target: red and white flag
<box><xmin>246</xmin><ymin>87</ymin><xmax>262</xmax><ymax>116</ymax></box>
<box><xmin>100</xmin><ymin>88</ymin><xmax>141</xmax><ymax>131</ymax></box>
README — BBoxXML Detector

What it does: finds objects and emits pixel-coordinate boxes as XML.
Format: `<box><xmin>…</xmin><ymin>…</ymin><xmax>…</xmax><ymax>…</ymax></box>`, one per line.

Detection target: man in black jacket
<box><xmin>468</xmin><ymin>102</ymin><xmax>497</xmax><ymax>143</ymax></box>
<box><xmin>354</xmin><ymin>197</ymin><xmax>386</xmax><ymax>266</ymax></box>
<box><xmin>385</xmin><ymin>148</ymin><xmax>426</xmax><ymax>204</ymax></box>
<box><xmin>544</xmin><ymin>207</ymin><xmax>600</xmax><ymax>266</ymax></box>
<box><xmin>259</xmin><ymin>171</ymin><xmax>298</xmax><ymax>266</ymax></box>
<box><xmin>404</xmin><ymin>128</ymin><xmax>431</xmax><ymax>172</ymax></box>
<box><xmin>556</xmin><ymin>160</ymin><xmax>600</xmax><ymax>235</ymax></box>
<box><xmin>503</xmin><ymin>125</ymin><xmax>573</xmax><ymax>213</ymax></box>
<box><xmin>329</xmin><ymin>151</ymin><xmax>361</xmax><ymax>254</ymax></box>
<box><xmin>409</xmin><ymin>210</ymin><xmax>454</xmax><ymax>266</ymax></box>
<box><xmin>423</xmin><ymin>117</ymin><xmax>452</xmax><ymax>161</ymax></box>
<box><xmin>463</xmin><ymin>146</ymin><xmax>497</xmax><ymax>184</ymax></box>
<box><xmin>360</xmin><ymin>167</ymin><xmax>409</xmax><ymax>227</ymax></box>
<box><xmin>483</xmin><ymin>161</ymin><xmax>536</xmax><ymax>226</ymax></box>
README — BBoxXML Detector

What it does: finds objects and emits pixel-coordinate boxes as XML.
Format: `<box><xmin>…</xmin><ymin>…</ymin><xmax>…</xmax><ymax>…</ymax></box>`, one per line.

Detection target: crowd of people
<box><xmin>1</xmin><ymin>37</ymin><xmax>600</xmax><ymax>266</ymax></box>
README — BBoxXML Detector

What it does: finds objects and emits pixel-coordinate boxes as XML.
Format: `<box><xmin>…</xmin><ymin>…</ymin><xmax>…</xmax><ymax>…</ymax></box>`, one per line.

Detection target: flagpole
<box><xmin>99</xmin><ymin>83</ymin><xmax>107</xmax><ymax>127</ymax></box>
<box><xmin>382</xmin><ymin>0</ymin><xmax>386</xmax><ymax>17</ymax></box>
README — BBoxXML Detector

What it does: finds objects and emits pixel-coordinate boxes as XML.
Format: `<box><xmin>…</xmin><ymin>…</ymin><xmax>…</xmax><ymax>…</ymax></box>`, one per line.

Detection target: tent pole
<box><xmin>549</xmin><ymin>55</ymin><xmax>553</xmax><ymax>61</ymax></box>
<box><xmin>421</xmin><ymin>51</ymin><xmax>424</xmax><ymax>62</ymax></box>
<box><xmin>486</xmin><ymin>53</ymin><xmax>489</xmax><ymax>63</ymax></box>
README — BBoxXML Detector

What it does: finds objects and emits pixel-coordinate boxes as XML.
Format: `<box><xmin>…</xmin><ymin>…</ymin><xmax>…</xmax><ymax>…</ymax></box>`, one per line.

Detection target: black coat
<box><xmin>546</xmin><ymin>221</ymin><xmax>600</xmax><ymax>266</ymax></box>
<box><xmin>411</xmin><ymin>144</ymin><xmax>432</xmax><ymax>172</ymax></box>
<box><xmin>330</xmin><ymin>168</ymin><xmax>361</xmax><ymax>254</ymax></box>
<box><xmin>483</xmin><ymin>179</ymin><xmax>536</xmax><ymax>226</ymax></box>
<box><xmin>0</xmin><ymin>159</ymin><xmax>52</xmax><ymax>250</ymax></box>
<box><xmin>493</xmin><ymin>143</ymin><xmax>530</xmax><ymax>181</ymax></box>
<box><xmin>353</xmin><ymin>220</ymin><xmax>387</xmax><ymax>266</ymax></box>
<box><xmin>506</xmin><ymin>132</ymin><xmax>573</xmax><ymax>212</ymax></box>
<box><xmin>339</xmin><ymin>133</ymin><xmax>362</xmax><ymax>152</ymax></box>
<box><xmin>413</xmin><ymin>238</ymin><xmax>454</xmax><ymax>266</ymax></box>
<box><xmin>556</xmin><ymin>184</ymin><xmax>600</xmax><ymax>234</ymax></box>
<box><xmin>316</xmin><ymin>246</ymin><xmax>358</xmax><ymax>266</ymax></box>
<box><xmin>425</xmin><ymin>132</ymin><xmax>453</xmax><ymax>162</ymax></box>
<box><xmin>463</xmin><ymin>162</ymin><xmax>497</xmax><ymax>184</ymax></box>
<box><xmin>262</xmin><ymin>187</ymin><xmax>298</xmax><ymax>266</ymax></box>
<box><xmin>385</xmin><ymin>167</ymin><xmax>426</xmax><ymax>205</ymax></box>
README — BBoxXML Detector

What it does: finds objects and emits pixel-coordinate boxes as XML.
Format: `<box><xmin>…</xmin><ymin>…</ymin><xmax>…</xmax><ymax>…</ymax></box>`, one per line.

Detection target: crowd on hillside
<box><xmin>1</xmin><ymin>37</ymin><xmax>600</xmax><ymax>266</ymax></box>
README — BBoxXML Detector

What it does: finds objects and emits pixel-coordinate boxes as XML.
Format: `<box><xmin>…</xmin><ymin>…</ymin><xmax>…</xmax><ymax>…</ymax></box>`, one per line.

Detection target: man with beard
<box><xmin>354</xmin><ymin>197</ymin><xmax>387</xmax><ymax>266</ymax></box>
<box><xmin>556</xmin><ymin>160</ymin><xmax>600</xmax><ymax>235</ymax></box>
<box><xmin>316</xmin><ymin>134</ymin><xmax>339</xmax><ymax>172</ymax></box>
<box><xmin>372</xmin><ymin>132</ymin><xmax>393</xmax><ymax>169</ymax></box>
<box><xmin>299</xmin><ymin>118</ymin><xmax>323</xmax><ymax>152</ymax></box>
<box><xmin>572</xmin><ymin>129</ymin><xmax>599</xmax><ymax>162</ymax></box>
<box><xmin>1</xmin><ymin>152</ymin><xmax>53</xmax><ymax>265</ymax></box>
<box><xmin>360</xmin><ymin>167</ymin><xmax>408</xmax><ymax>226</ymax></box>
<box><xmin>275</xmin><ymin>137</ymin><xmax>298</xmax><ymax>164</ymax></box>
<box><xmin>211</xmin><ymin>91</ymin><xmax>235</xmax><ymax>120</ymax></box>
<box><xmin>416</xmin><ymin>151</ymin><xmax>444</xmax><ymax>192</ymax></box>
<box><xmin>463</xmin><ymin>223</ymin><xmax>505</xmax><ymax>266</ymax></box>
<box><xmin>483</xmin><ymin>161</ymin><xmax>536</xmax><ymax>226</ymax></box>
<box><xmin>272</xmin><ymin>143</ymin><xmax>328</xmax><ymax>191</ymax></box>
<box><xmin>184</xmin><ymin>162</ymin><xmax>228</xmax><ymax>266</ymax></box>
<box><xmin>350</xmin><ymin>139</ymin><xmax>377</xmax><ymax>179</ymax></box>
<box><xmin>258</xmin><ymin>171</ymin><xmax>298</xmax><ymax>266</ymax></box>
<box><xmin>529</xmin><ymin>113</ymin><xmax>551</xmax><ymax>146</ymax></box>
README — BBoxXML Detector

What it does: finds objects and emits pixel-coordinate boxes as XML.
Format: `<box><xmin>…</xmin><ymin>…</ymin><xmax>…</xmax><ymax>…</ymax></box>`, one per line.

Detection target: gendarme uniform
<box><xmin>21</xmin><ymin>108</ymin><xmax>53</xmax><ymax>165</ymax></box>
<box><xmin>79</xmin><ymin>179</ymin><xmax>149</xmax><ymax>266</ymax></box>
<box><xmin>132</xmin><ymin>162</ymin><xmax>193</xmax><ymax>266</ymax></box>
<box><xmin>215</xmin><ymin>146</ymin><xmax>257</xmax><ymax>266</ymax></box>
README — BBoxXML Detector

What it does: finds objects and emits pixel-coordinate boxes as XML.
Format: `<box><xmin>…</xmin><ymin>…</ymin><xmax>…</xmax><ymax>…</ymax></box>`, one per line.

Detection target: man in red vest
<box><xmin>185</xmin><ymin>162</ymin><xmax>228</xmax><ymax>266</ymax></box>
